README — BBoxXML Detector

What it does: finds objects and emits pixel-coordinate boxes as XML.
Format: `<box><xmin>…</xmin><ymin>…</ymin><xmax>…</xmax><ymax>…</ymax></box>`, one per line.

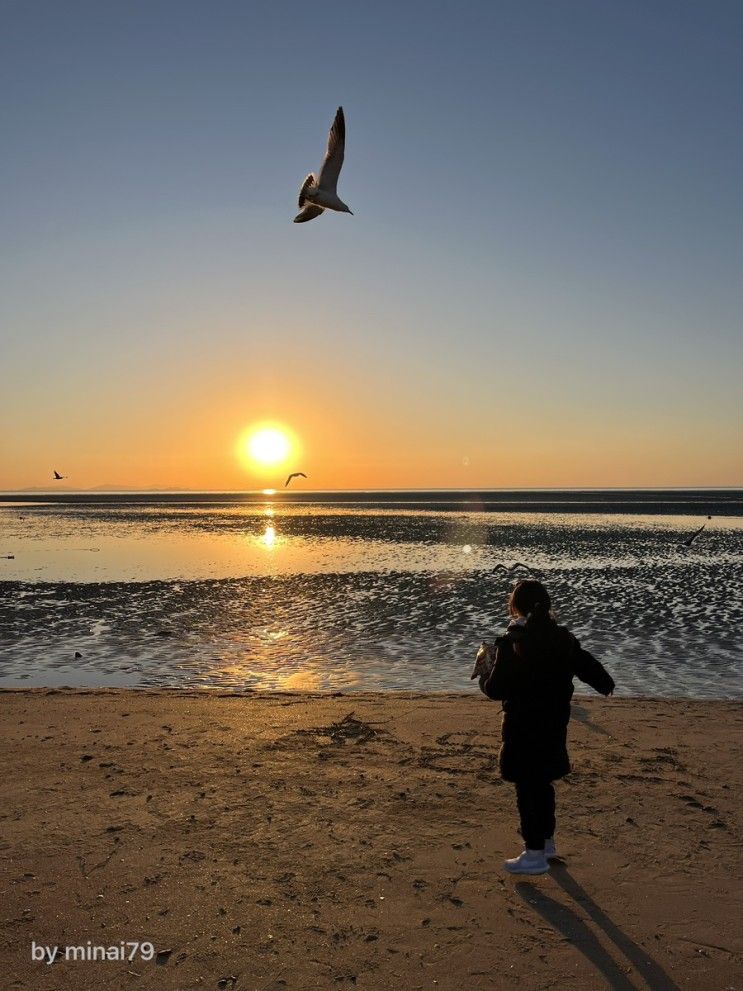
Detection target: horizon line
<box><xmin>1</xmin><ymin>485</ymin><xmax>742</xmax><ymax>496</ymax></box>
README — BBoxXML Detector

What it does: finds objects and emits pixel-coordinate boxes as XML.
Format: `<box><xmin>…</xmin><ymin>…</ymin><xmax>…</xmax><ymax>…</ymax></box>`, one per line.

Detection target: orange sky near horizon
<box><xmin>2</xmin><ymin>394</ymin><xmax>741</xmax><ymax>492</ymax></box>
<box><xmin>2</xmin><ymin>293</ymin><xmax>741</xmax><ymax>492</ymax></box>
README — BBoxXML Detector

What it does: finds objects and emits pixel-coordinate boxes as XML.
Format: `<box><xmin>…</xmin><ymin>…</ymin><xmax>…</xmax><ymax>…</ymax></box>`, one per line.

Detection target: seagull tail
<box><xmin>294</xmin><ymin>204</ymin><xmax>324</xmax><ymax>223</ymax></box>
<box><xmin>298</xmin><ymin>173</ymin><xmax>316</xmax><ymax>209</ymax></box>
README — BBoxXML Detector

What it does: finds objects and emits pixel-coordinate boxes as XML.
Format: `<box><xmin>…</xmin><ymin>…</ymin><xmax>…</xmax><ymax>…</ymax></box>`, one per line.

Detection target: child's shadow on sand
<box><xmin>516</xmin><ymin>865</ymin><xmax>681</xmax><ymax>991</ymax></box>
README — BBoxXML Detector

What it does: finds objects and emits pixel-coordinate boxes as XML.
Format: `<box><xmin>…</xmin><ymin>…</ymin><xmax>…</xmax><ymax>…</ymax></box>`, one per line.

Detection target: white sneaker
<box><xmin>545</xmin><ymin>837</ymin><xmax>557</xmax><ymax>860</ymax></box>
<box><xmin>504</xmin><ymin>849</ymin><xmax>550</xmax><ymax>875</ymax></box>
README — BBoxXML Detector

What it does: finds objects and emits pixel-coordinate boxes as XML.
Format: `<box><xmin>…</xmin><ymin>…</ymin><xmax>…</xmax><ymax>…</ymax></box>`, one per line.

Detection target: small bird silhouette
<box><xmin>492</xmin><ymin>562</ymin><xmax>543</xmax><ymax>578</ymax></box>
<box><xmin>285</xmin><ymin>472</ymin><xmax>308</xmax><ymax>488</ymax></box>
<box><xmin>294</xmin><ymin>107</ymin><xmax>353</xmax><ymax>223</ymax></box>
<box><xmin>53</xmin><ymin>470</ymin><xmax>66</xmax><ymax>480</ymax></box>
<box><xmin>681</xmin><ymin>524</ymin><xmax>705</xmax><ymax>547</ymax></box>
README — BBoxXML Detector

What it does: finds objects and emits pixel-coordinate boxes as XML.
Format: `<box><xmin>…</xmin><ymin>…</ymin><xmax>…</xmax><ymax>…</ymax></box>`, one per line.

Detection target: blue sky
<box><xmin>1</xmin><ymin>0</ymin><xmax>741</xmax><ymax>488</ymax></box>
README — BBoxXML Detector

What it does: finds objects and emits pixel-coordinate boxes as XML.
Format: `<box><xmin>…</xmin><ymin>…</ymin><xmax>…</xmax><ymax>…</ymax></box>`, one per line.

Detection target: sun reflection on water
<box><xmin>261</xmin><ymin>523</ymin><xmax>276</xmax><ymax>548</ymax></box>
<box><xmin>279</xmin><ymin>670</ymin><xmax>324</xmax><ymax>690</ymax></box>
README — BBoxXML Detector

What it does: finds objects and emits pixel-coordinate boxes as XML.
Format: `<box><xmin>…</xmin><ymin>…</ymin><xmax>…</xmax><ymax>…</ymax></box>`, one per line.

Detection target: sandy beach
<box><xmin>1</xmin><ymin>690</ymin><xmax>741</xmax><ymax>990</ymax></box>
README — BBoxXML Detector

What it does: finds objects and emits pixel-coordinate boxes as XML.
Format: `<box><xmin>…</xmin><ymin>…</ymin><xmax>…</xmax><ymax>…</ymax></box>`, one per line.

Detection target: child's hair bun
<box><xmin>509</xmin><ymin>579</ymin><xmax>552</xmax><ymax>620</ymax></box>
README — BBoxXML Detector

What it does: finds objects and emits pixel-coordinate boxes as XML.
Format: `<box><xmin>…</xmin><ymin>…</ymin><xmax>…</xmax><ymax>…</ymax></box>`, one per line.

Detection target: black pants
<box><xmin>515</xmin><ymin>779</ymin><xmax>556</xmax><ymax>851</ymax></box>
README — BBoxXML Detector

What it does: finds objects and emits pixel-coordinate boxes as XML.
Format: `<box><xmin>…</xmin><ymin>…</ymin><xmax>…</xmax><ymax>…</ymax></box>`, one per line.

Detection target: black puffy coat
<box><xmin>480</xmin><ymin>620</ymin><xmax>615</xmax><ymax>782</ymax></box>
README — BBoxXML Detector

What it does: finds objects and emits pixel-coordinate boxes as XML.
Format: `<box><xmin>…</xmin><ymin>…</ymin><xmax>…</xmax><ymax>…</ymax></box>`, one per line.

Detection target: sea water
<box><xmin>0</xmin><ymin>490</ymin><xmax>741</xmax><ymax>697</ymax></box>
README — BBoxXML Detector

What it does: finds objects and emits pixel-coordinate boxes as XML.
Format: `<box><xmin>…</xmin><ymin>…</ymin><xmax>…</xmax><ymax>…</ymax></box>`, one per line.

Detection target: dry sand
<box><xmin>1</xmin><ymin>689</ymin><xmax>741</xmax><ymax>990</ymax></box>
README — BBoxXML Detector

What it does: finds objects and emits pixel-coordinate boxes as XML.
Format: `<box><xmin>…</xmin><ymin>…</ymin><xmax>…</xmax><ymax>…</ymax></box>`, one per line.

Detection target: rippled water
<box><xmin>1</xmin><ymin>491</ymin><xmax>741</xmax><ymax>697</ymax></box>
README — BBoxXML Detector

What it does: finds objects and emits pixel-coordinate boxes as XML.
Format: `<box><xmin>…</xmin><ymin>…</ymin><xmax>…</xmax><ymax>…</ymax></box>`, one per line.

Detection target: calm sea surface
<box><xmin>1</xmin><ymin>490</ymin><xmax>741</xmax><ymax>698</ymax></box>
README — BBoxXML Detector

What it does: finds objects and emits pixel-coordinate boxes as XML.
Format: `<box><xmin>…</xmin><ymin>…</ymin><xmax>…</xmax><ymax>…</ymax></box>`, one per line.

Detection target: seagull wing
<box><xmin>682</xmin><ymin>524</ymin><xmax>705</xmax><ymax>546</ymax></box>
<box><xmin>294</xmin><ymin>204</ymin><xmax>324</xmax><ymax>223</ymax></box>
<box><xmin>317</xmin><ymin>107</ymin><xmax>345</xmax><ymax>192</ymax></box>
<box><xmin>298</xmin><ymin>173</ymin><xmax>316</xmax><ymax>208</ymax></box>
<box><xmin>285</xmin><ymin>472</ymin><xmax>307</xmax><ymax>486</ymax></box>
<box><xmin>509</xmin><ymin>562</ymin><xmax>543</xmax><ymax>578</ymax></box>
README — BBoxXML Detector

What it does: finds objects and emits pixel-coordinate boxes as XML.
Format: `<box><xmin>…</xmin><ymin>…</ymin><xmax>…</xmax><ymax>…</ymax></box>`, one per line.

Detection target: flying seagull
<box><xmin>285</xmin><ymin>472</ymin><xmax>307</xmax><ymax>488</ymax></box>
<box><xmin>294</xmin><ymin>107</ymin><xmax>353</xmax><ymax>223</ymax></box>
<box><xmin>492</xmin><ymin>562</ymin><xmax>543</xmax><ymax>578</ymax></box>
<box><xmin>681</xmin><ymin>524</ymin><xmax>705</xmax><ymax>547</ymax></box>
<box><xmin>53</xmin><ymin>470</ymin><xmax>66</xmax><ymax>480</ymax></box>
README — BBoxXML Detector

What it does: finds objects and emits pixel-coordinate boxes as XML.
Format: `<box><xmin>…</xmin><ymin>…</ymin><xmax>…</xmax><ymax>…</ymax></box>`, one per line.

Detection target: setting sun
<box><xmin>249</xmin><ymin>428</ymin><xmax>289</xmax><ymax>465</ymax></box>
<box><xmin>237</xmin><ymin>423</ymin><xmax>300</xmax><ymax>477</ymax></box>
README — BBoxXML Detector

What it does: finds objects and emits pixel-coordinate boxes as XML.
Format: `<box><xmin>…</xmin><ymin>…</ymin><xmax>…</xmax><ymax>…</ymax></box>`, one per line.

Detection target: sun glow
<box><xmin>237</xmin><ymin>423</ymin><xmax>299</xmax><ymax>476</ymax></box>
<box><xmin>248</xmin><ymin>429</ymin><xmax>289</xmax><ymax>465</ymax></box>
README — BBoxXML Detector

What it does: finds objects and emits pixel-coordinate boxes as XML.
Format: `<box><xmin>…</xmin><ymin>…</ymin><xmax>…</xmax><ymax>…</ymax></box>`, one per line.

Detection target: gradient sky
<box><xmin>1</xmin><ymin>0</ymin><xmax>742</xmax><ymax>490</ymax></box>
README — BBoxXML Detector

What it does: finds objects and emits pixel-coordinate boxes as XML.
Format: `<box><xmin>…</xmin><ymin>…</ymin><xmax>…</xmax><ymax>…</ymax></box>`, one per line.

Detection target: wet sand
<box><xmin>1</xmin><ymin>690</ymin><xmax>741</xmax><ymax>990</ymax></box>
<box><xmin>3</xmin><ymin>499</ymin><xmax>742</xmax><ymax>697</ymax></box>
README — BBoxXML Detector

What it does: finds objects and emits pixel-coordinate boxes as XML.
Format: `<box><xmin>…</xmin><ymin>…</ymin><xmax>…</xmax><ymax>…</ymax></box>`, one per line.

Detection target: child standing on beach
<box><xmin>475</xmin><ymin>579</ymin><xmax>615</xmax><ymax>875</ymax></box>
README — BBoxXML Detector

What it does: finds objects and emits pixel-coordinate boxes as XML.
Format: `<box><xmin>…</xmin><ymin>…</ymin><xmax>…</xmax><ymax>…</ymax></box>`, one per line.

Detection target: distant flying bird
<box><xmin>492</xmin><ymin>562</ymin><xmax>543</xmax><ymax>578</ymax></box>
<box><xmin>510</xmin><ymin>562</ymin><xmax>545</xmax><ymax>579</ymax></box>
<box><xmin>53</xmin><ymin>470</ymin><xmax>66</xmax><ymax>480</ymax></box>
<box><xmin>294</xmin><ymin>107</ymin><xmax>353</xmax><ymax>223</ymax></box>
<box><xmin>285</xmin><ymin>472</ymin><xmax>307</xmax><ymax>488</ymax></box>
<box><xmin>681</xmin><ymin>524</ymin><xmax>705</xmax><ymax>547</ymax></box>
